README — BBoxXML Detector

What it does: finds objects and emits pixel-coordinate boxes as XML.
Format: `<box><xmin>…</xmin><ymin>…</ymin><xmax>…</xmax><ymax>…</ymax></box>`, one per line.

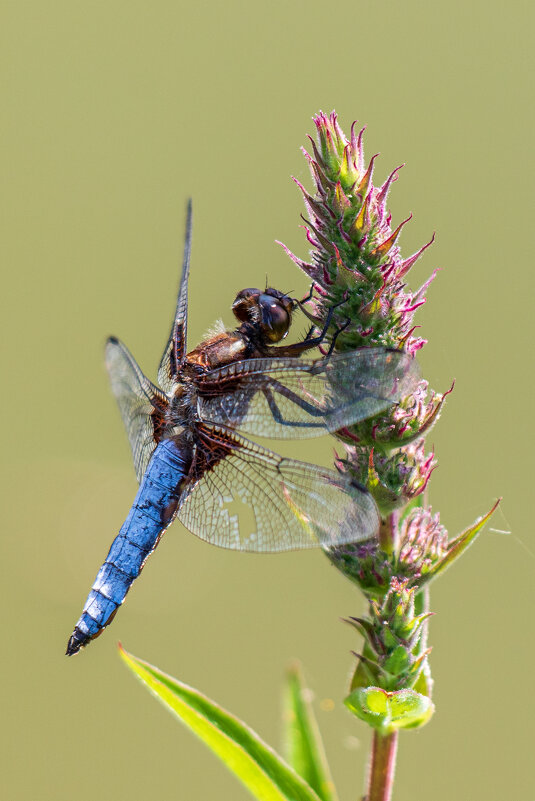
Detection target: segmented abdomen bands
<box><xmin>66</xmin><ymin>439</ymin><xmax>187</xmax><ymax>655</ymax></box>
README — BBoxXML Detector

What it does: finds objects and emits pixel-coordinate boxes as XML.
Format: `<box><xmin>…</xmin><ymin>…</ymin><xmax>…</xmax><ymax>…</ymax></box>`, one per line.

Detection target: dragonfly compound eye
<box><xmin>258</xmin><ymin>293</ymin><xmax>292</xmax><ymax>342</ymax></box>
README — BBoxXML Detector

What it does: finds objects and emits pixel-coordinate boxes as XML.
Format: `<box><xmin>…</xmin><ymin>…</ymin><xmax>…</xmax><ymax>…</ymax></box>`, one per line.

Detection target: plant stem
<box><xmin>365</xmin><ymin>730</ymin><xmax>398</xmax><ymax>801</ymax></box>
<box><xmin>378</xmin><ymin>511</ymin><xmax>400</xmax><ymax>557</ymax></box>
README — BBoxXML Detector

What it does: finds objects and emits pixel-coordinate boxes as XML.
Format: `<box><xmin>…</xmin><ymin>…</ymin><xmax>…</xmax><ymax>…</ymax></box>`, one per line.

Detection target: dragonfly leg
<box><xmin>326</xmin><ymin>317</ymin><xmax>351</xmax><ymax>357</ymax></box>
<box><xmin>299</xmin><ymin>283</ymin><xmax>315</xmax><ymax>305</ymax></box>
<box><xmin>261</xmin><ymin>383</ymin><xmax>326</xmax><ymax>430</ymax></box>
<box><xmin>273</xmin><ymin>299</ymin><xmax>345</xmax><ymax>357</ymax></box>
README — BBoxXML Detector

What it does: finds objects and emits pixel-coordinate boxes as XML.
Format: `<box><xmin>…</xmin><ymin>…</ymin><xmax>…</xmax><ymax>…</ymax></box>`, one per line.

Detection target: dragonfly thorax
<box><xmin>169</xmin><ymin>380</ymin><xmax>197</xmax><ymax>426</ymax></box>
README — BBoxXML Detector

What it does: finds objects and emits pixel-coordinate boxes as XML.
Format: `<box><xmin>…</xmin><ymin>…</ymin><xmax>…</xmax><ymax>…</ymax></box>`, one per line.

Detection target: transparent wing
<box><xmin>177</xmin><ymin>423</ymin><xmax>379</xmax><ymax>552</ymax></box>
<box><xmin>197</xmin><ymin>348</ymin><xmax>420</xmax><ymax>439</ymax></box>
<box><xmin>158</xmin><ymin>199</ymin><xmax>193</xmax><ymax>393</ymax></box>
<box><xmin>105</xmin><ymin>337</ymin><xmax>169</xmax><ymax>482</ymax></box>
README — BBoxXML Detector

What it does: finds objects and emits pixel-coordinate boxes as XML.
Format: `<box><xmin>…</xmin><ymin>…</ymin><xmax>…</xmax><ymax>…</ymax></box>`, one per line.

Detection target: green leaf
<box><xmin>344</xmin><ymin>687</ymin><xmax>434</xmax><ymax>734</ymax></box>
<box><xmin>349</xmin><ymin>640</ymin><xmax>381</xmax><ymax>691</ymax></box>
<box><xmin>119</xmin><ymin>646</ymin><xmax>323</xmax><ymax>801</ymax></box>
<box><xmin>421</xmin><ymin>498</ymin><xmax>501</xmax><ymax>586</ymax></box>
<box><xmin>283</xmin><ymin>663</ymin><xmax>338</xmax><ymax>801</ymax></box>
<box><xmin>383</xmin><ymin>645</ymin><xmax>411</xmax><ymax>678</ymax></box>
<box><xmin>412</xmin><ymin>662</ymin><xmax>433</xmax><ymax>699</ymax></box>
<box><xmin>412</xmin><ymin>587</ymin><xmax>434</xmax><ymax>698</ymax></box>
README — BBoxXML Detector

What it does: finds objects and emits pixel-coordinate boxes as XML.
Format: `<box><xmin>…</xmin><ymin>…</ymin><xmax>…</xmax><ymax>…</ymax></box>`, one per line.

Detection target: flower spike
<box><xmin>280</xmin><ymin>111</ymin><xmax>498</xmax><ymax>742</ymax></box>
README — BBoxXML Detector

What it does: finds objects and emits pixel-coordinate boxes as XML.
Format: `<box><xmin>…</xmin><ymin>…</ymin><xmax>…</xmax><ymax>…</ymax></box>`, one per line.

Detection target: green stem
<box><xmin>378</xmin><ymin>511</ymin><xmax>400</xmax><ymax>557</ymax></box>
<box><xmin>365</xmin><ymin>730</ymin><xmax>398</xmax><ymax>801</ymax></box>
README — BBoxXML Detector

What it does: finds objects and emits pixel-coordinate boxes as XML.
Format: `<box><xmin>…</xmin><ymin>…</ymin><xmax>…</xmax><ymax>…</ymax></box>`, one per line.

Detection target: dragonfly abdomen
<box><xmin>66</xmin><ymin>439</ymin><xmax>188</xmax><ymax>655</ymax></box>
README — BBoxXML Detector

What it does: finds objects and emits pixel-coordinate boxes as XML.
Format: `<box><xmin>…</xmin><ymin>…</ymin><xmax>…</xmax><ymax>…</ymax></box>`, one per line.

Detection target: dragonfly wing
<box><xmin>105</xmin><ymin>337</ymin><xmax>169</xmax><ymax>482</ymax></box>
<box><xmin>158</xmin><ymin>199</ymin><xmax>193</xmax><ymax>392</ymax></box>
<box><xmin>197</xmin><ymin>348</ymin><xmax>420</xmax><ymax>439</ymax></box>
<box><xmin>176</xmin><ymin>424</ymin><xmax>379</xmax><ymax>552</ymax></box>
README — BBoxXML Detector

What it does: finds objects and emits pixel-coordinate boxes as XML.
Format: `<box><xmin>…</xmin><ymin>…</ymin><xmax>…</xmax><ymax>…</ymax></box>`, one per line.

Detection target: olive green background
<box><xmin>1</xmin><ymin>2</ymin><xmax>532</xmax><ymax>799</ymax></box>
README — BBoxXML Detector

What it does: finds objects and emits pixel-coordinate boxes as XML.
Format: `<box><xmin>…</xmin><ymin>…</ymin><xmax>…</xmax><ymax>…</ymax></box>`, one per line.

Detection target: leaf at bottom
<box><xmin>119</xmin><ymin>645</ymin><xmax>323</xmax><ymax>801</ymax></box>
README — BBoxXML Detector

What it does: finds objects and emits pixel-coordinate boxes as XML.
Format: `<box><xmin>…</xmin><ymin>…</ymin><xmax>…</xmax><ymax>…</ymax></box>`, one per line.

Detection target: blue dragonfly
<box><xmin>66</xmin><ymin>201</ymin><xmax>419</xmax><ymax>655</ymax></box>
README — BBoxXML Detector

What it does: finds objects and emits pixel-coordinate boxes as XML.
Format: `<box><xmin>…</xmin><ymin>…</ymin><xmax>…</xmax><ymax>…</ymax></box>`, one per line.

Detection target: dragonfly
<box><xmin>66</xmin><ymin>201</ymin><xmax>419</xmax><ymax>655</ymax></box>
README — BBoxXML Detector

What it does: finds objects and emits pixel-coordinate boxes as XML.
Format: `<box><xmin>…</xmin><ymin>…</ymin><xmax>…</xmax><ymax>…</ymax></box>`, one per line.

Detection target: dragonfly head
<box><xmin>232</xmin><ymin>287</ymin><xmax>296</xmax><ymax>343</ymax></box>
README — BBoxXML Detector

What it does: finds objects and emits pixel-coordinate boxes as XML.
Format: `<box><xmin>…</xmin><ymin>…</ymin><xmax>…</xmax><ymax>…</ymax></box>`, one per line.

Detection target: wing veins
<box><xmin>158</xmin><ymin>200</ymin><xmax>193</xmax><ymax>391</ymax></box>
<box><xmin>198</xmin><ymin>348</ymin><xmax>420</xmax><ymax>440</ymax></box>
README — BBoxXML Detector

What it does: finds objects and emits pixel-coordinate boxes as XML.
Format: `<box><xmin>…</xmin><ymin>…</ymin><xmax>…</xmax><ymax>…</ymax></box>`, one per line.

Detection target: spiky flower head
<box><xmin>282</xmin><ymin>112</ymin><xmax>500</xmax><ymax>729</ymax></box>
<box><xmin>346</xmin><ymin>577</ymin><xmax>432</xmax><ymax>693</ymax></box>
<box><xmin>344</xmin><ymin>577</ymin><xmax>435</xmax><ymax>732</ymax></box>
<box><xmin>336</xmin><ymin>440</ymin><xmax>436</xmax><ymax>517</ymax></box>
<box><xmin>281</xmin><ymin>110</ymin><xmax>441</xmax><ymax>541</ymax></box>
<box><xmin>327</xmin><ymin>502</ymin><xmax>499</xmax><ymax>597</ymax></box>
<box><xmin>280</xmin><ymin>110</ymin><xmax>435</xmax><ymax>356</ymax></box>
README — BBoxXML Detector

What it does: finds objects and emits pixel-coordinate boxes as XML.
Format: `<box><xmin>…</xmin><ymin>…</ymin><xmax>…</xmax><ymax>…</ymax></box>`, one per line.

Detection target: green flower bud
<box><xmin>346</xmin><ymin>578</ymin><xmax>432</xmax><ymax>693</ymax></box>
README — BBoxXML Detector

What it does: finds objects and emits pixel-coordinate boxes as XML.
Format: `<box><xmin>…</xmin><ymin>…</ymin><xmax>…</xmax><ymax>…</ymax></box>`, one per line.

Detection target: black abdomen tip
<box><xmin>66</xmin><ymin>629</ymin><xmax>89</xmax><ymax>656</ymax></box>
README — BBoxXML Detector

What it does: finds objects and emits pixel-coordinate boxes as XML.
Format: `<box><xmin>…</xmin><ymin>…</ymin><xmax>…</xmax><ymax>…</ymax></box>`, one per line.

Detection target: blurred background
<box><xmin>1</xmin><ymin>2</ymin><xmax>532</xmax><ymax>799</ymax></box>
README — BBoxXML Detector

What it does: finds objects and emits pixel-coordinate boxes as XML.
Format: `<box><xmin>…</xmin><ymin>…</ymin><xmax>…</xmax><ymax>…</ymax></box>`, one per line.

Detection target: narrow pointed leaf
<box><xmin>119</xmin><ymin>646</ymin><xmax>322</xmax><ymax>801</ymax></box>
<box><xmin>283</xmin><ymin>663</ymin><xmax>338</xmax><ymax>801</ymax></box>
<box><xmin>344</xmin><ymin>617</ymin><xmax>375</xmax><ymax>639</ymax></box>
<box><xmin>421</xmin><ymin>499</ymin><xmax>501</xmax><ymax>586</ymax></box>
<box><xmin>412</xmin><ymin>662</ymin><xmax>434</xmax><ymax>699</ymax></box>
<box><xmin>412</xmin><ymin>588</ymin><xmax>434</xmax><ymax>698</ymax></box>
<box><xmin>349</xmin><ymin>640</ymin><xmax>382</xmax><ymax>691</ymax></box>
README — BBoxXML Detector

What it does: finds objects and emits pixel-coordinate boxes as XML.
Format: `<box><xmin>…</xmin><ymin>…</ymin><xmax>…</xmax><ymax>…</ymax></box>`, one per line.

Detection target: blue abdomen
<box><xmin>66</xmin><ymin>438</ymin><xmax>188</xmax><ymax>655</ymax></box>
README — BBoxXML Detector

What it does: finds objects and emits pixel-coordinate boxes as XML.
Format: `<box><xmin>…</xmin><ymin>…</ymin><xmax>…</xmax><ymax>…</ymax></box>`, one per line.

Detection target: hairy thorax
<box><xmin>185</xmin><ymin>330</ymin><xmax>250</xmax><ymax>370</ymax></box>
